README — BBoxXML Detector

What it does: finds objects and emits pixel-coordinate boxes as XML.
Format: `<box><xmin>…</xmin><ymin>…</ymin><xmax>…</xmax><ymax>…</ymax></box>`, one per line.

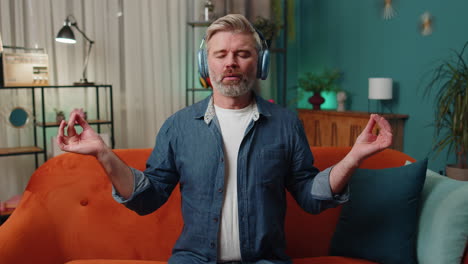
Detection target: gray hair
<box><xmin>205</xmin><ymin>14</ymin><xmax>262</xmax><ymax>52</ymax></box>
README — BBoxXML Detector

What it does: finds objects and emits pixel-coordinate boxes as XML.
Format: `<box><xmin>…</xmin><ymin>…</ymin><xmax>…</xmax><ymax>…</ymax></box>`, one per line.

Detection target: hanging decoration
<box><xmin>1</xmin><ymin>104</ymin><xmax>33</xmax><ymax>129</ymax></box>
<box><xmin>383</xmin><ymin>0</ymin><xmax>396</xmax><ymax>20</ymax></box>
<box><xmin>420</xmin><ymin>11</ymin><xmax>433</xmax><ymax>36</ymax></box>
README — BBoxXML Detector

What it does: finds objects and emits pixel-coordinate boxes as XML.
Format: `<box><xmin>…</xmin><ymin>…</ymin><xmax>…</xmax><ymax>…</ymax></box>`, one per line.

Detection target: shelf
<box><xmin>0</xmin><ymin>84</ymin><xmax>111</xmax><ymax>89</ymax></box>
<box><xmin>1</xmin><ymin>84</ymin><xmax>114</xmax><ymax>169</ymax></box>
<box><xmin>187</xmin><ymin>21</ymin><xmax>212</xmax><ymax>27</ymax></box>
<box><xmin>36</xmin><ymin>120</ymin><xmax>112</xmax><ymax>127</ymax></box>
<box><xmin>0</xmin><ymin>146</ymin><xmax>44</xmax><ymax>156</ymax></box>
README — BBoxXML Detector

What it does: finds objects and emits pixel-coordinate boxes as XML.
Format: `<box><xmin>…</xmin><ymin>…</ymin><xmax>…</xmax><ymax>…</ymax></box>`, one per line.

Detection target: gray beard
<box><xmin>210</xmin><ymin>71</ymin><xmax>255</xmax><ymax>97</ymax></box>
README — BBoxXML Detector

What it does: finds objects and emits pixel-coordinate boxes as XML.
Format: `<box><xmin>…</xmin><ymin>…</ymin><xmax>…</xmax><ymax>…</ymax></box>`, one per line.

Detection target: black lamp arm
<box><xmin>65</xmin><ymin>15</ymin><xmax>95</xmax><ymax>83</ymax></box>
<box><xmin>81</xmin><ymin>40</ymin><xmax>94</xmax><ymax>81</ymax></box>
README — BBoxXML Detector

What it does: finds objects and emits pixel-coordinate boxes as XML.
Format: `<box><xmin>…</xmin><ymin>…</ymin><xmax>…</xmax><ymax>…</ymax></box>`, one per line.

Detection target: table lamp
<box><xmin>368</xmin><ymin>77</ymin><xmax>393</xmax><ymax>113</ymax></box>
<box><xmin>56</xmin><ymin>15</ymin><xmax>95</xmax><ymax>85</ymax></box>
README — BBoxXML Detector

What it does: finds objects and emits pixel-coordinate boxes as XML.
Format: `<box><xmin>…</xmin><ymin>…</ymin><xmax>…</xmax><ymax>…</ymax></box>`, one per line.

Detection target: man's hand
<box><xmin>329</xmin><ymin>114</ymin><xmax>393</xmax><ymax>194</ymax></box>
<box><xmin>57</xmin><ymin>109</ymin><xmax>134</xmax><ymax>198</ymax></box>
<box><xmin>57</xmin><ymin>109</ymin><xmax>107</xmax><ymax>157</ymax></box>
<box><xmin>349</xmin><ymin>114</ymin><xmax>393</xmax><ymax>165</ymax></box>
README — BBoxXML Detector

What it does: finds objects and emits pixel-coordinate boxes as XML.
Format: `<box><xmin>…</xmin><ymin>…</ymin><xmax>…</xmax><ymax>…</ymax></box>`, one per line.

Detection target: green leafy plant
<box><xmin>424</xmin><ymin>41</ymin><xmax>468</xmax><ymax>169</ymax></box>
<box><xmin>253</xmin><ymin>16</ymin><xmax>280</xmax><ymax>45</ymax></box>
<box><xmin>54</xmin><ymin>108</ymin><xmax>65</xmax><ymax>123</ymax></box>
<box><xmin>53</xmin><ymin>108</ymin><xmax>64</xmax><ymax>116</ymax></box>
<box><xmin>298</xmin><ymin>69</ymin><xmax>342</xmax><ymax>94</ymax></box>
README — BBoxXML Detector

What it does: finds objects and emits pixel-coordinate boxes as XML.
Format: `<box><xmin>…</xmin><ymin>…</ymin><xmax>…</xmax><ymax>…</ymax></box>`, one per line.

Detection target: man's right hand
<box><xmin>57</xmin><ymin>109</ymin><xmax>135</xmax><ymax>199</ymax></box>
<box><xmin>57</xmin><ymin>109</ymin><xmax>107</xmax><ymax>157</ymax></box>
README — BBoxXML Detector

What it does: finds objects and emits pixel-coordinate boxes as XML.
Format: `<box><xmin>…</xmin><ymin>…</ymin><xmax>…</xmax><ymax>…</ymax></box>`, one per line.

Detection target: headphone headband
<box><xmin>199</xmin><ymin>27</ymin><xmax>267</xmax><ymax>54</ymax></box>
<box><xmin>197</xmin><ymin>26</ymin><xmax>270</xmax><ymax>81</ymax></box>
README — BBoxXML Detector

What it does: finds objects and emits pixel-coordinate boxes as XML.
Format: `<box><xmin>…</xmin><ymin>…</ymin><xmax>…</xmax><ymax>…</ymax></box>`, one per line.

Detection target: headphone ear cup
<box><xmin>258</xmin><ymin>49</ymin><xmax>270</xmax><ymax>80</ymax></box>
<box><xmin>257</xmin><ymin>50</ymin><xmax>263</xmax><ymax>79</ymax></box>
<box><xmin>203</xmin><ymin>49</ymin><xmax>209</xmax><ymax>79</ymax></box>
<box><xmin>197</xmin><ymin>48</ymin><xmax>209</xmax><ymax>79</ymax></box>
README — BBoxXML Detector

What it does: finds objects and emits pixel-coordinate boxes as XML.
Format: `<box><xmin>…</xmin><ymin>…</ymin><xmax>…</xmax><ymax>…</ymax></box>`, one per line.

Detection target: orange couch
<box><xmin>0</xmin><ymin>147</ymin><xmax>466</xmax><ymax>264</ymax></box>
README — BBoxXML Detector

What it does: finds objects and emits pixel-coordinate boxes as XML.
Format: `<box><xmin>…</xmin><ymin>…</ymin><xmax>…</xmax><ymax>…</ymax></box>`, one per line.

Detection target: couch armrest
<box><xmin>417</xmin><ymin>172</ymin><xmax>468</xmax><ymax>264</ymax></box>
<box><xmin>0</xmin><ymin>191</ymin><xmax>63</xmax><ymax>264</ymax></box>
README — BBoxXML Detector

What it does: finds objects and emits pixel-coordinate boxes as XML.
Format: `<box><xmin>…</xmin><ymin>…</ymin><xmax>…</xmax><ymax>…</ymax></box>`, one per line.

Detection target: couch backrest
<box><xmin>13</xmin><ymin>147</ymin><xmax>414</xmax><ymax>261</ymax></box>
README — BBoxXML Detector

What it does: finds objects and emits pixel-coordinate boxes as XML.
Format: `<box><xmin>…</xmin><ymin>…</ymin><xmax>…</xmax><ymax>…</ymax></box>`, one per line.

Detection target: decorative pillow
<box><xmin>330</xmin><ymin>159</ymin><xmax>428</xmax><ymax>264</ymax></box>
<box><xmin>413</xmin><ymin>165</ymin><xmax>468</xmax><ymax>264</ymax></box>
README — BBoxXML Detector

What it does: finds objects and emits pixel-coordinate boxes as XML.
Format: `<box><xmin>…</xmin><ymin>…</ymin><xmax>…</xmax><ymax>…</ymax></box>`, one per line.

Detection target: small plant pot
<box><xmin>308</xmin><ymin>92</ymin><xmax>325</xmax><ymax>110</ymax></box>
<box><xmin>56</xmin><ymin>114</ymin><xmax>65</xmax><ymax>123</ymax></box>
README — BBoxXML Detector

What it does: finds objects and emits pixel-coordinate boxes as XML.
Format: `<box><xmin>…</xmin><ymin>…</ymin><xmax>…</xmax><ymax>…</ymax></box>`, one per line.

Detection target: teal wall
<box><xmin>293</xmin><ymin>0</ymin><xmax>468</xmax><ymax>172</ymax></box>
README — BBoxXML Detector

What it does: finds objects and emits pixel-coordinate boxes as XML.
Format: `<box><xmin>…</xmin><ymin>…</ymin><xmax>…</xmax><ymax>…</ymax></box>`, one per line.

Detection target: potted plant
<box><xmin>424</xmin><ymin>41</ymin><xmax>468</xmax><ymax>180</ymax></box>
<box><xmin>252</xmin><ymin>16</ymin><xmax>280</xmax><ymax>47</ymax></box>
<box><xmin>298</xmin><ymin>69</ymin><xmax>341</xmax><ymax>110</ymax></box>
<box><xmin>54</xmin><ymin>108</ymin><xmax>65</xmax><ymax>123</ymax></box>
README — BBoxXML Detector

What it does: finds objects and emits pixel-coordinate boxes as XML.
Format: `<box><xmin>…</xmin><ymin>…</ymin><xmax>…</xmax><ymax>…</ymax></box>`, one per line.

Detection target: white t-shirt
<box><xmin>214</xmin><ymin>103</ymin><xmax>255</xmax><ymax>262</ymax></box>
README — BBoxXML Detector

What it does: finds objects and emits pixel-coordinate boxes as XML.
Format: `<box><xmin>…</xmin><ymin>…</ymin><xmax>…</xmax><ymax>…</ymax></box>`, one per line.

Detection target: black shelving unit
<box><xmin>185</xmin><ymin>0</ymin><xmax>288</xmax><ymax>107</ymax></box>
<box><xmin>186</xmin><ymin>21</ymin><xmax>212</xmax><ymax>106</ymax></box>
<box><xmin>0</xmin><ymin>84</ymin><xmax>114</xmax><ymax>168</ymax></box>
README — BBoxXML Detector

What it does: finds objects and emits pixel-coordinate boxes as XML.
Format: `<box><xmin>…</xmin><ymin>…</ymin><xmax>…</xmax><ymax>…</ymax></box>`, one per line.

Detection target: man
<box><xmin>57</xmin><ymin>14</ymin><xmax>392</xmax><ymax>264</ymax></box>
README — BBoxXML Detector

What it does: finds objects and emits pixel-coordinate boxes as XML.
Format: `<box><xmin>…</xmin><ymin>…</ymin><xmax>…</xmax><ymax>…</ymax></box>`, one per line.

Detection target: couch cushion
<box><xmin>416</xmin><ymin>168</ymin><xmax>468</xmax><ymax>264</ymax></box>
<box><xmin>284</xmin><ymin>147</ymin><xmax>415</xmax><ymax>259</ymax></box>
<box><xmin>330</xmin><ymin>159</ymin><xmax>427</xmax><ymax>264</ymax></box>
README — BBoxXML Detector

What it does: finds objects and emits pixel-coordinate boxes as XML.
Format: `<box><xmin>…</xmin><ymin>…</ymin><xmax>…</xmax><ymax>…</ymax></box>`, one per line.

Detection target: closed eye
<box><xmin>211</xmin><ymin>50</ymin><xmax>226</xmax><ymax>58</ymax></box>
<box><xmin>237</xmin><ymin>51</ymin><xmax>252</xmax><ymax>58</ymax></box>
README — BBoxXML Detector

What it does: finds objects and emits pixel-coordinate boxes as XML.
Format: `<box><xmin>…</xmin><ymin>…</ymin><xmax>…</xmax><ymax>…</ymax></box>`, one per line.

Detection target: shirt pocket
<box><xmin>256</xmin><ymin>145</ymin><xmax>288</xmax><ymax>185</ymax></box>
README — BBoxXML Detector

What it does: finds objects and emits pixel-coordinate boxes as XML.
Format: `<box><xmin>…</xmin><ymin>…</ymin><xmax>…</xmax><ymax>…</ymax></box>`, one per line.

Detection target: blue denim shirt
<box><xmin>113</xmin><ymin>95</ymin><xmax>349</xmax><ymax>264</ymax></box>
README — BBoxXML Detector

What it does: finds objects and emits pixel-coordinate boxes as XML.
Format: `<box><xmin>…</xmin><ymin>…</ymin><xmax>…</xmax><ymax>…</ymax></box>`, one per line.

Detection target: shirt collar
<box><xmin>204</xmin><ymin>96</ymin><xmax>216</xmax><ymax>124</ymax></box>
<box><xmin>194</xmin><ymin>93</ymin><xmax>271</xmax><ymax>125</ymax></box>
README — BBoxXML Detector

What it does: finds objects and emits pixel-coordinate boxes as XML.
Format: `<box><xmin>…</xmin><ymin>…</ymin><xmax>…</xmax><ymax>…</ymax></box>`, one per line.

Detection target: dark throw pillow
<box><xmin>330</xmin><ymin>159</ymin><xmax>428</xmax><ymax>264</ymax></box>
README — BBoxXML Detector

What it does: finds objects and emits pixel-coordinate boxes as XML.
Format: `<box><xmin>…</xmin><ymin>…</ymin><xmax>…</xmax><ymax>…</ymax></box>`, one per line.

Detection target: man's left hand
<box><xmin>329</xmin><ymin>114</ymin><xmax>393</xmax><ymax>194</ymax></box>
<box><xmin>350</xmin><ymin>114</ymin><xmax>393</xmax><ymax>163</ymax></box>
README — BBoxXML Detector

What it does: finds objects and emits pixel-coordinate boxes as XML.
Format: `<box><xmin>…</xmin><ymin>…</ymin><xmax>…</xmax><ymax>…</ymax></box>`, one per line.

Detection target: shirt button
<box><xmin>220</xmin><ymin>157</ymin><xmax>224</xmax><ymax>162</ymax></box>
<box><xmin>213</xmin><ymin>217</ymin><xmax>218</xmax><ymax>222</ymax></box>
<box><xmin>218</xmin><ymin>188</ymin><xmax>223</xmax><ymax>193</ymax></box>
<box><xmin>210</xmin><ymin>242</ymin><xmax>215</xmax><ymax>248</ymax></box>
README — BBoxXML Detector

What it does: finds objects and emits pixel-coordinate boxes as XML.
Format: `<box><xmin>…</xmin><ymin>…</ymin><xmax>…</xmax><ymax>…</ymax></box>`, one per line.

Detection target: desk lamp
<box><xmin>56</xmin><ymin>15</ymin><xmax>95</xmax><ymax>85</ymax></box>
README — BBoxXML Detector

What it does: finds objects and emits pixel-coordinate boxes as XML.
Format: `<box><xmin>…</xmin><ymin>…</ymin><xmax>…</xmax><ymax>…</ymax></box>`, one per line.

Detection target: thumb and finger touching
<box><xmin>353</xmin><ymin>115</ymin><xmax>394</xmax><ymax>160</ymax></box>
<box><xmin>57</xmin><ymin>112</ymin><xmax>99</xmax><ymax>152</ymax></box>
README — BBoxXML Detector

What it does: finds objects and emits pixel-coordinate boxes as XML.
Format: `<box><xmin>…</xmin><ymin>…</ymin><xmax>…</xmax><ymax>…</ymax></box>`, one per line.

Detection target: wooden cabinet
<box><xmin>297</xmin><ymin>110</ymin><xmax>408</xmax><ymax>151</ymax></box>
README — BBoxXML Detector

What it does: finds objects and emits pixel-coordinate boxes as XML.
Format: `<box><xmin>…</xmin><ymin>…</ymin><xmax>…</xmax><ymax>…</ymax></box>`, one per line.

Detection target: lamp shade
<box><xmin>368</xmin><ymin>78</ymin><xmax>393</xmax><ymax>100</ymax></box>
<box><xmin>56</xmin><ymin>25</ymin><xmax>76</xmax><ymax>44</ymax></box>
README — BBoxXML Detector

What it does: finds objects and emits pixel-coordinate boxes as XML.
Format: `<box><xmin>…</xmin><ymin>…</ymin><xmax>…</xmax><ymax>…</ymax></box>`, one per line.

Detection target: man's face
<box><xmin>207</xmin><ymin>31</ymin><xmax>258</xmax><ymax>97</ymax></box>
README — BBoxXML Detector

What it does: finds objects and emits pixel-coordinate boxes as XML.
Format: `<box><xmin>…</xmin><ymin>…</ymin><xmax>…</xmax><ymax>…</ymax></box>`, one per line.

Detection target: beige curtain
<box><xmin>0</xmin><ymin>0</ymin><xmax>187</xmax><ymax>201</ymax></box>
